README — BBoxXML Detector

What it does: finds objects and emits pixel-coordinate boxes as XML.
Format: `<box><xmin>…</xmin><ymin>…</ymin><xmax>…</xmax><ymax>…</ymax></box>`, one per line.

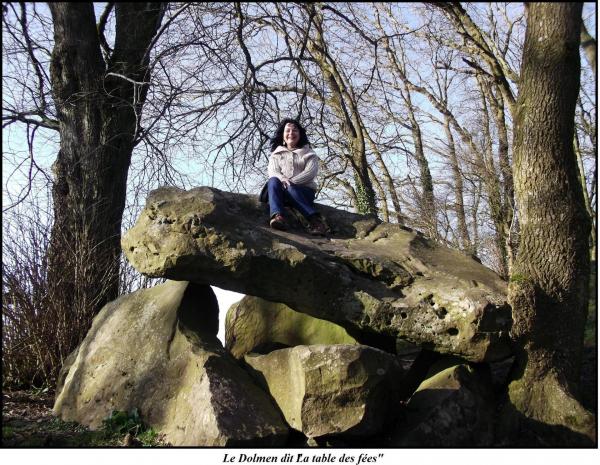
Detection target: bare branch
<box><xmin>97</xmin><ymin>2</ymin><xmax>114</xmax><ymax>63</ymax></box>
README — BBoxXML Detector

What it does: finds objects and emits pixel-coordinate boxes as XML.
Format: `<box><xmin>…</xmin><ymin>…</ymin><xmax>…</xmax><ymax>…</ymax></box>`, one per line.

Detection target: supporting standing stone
<box><xmin>226</xmin><ymin>295</ymin><xmax>357</xmax><ymax>358</ymax></box>
<box><xmin>54</xmin><ymin>281</ymin><xmax>288</xmax><ymax>446</ymax></box>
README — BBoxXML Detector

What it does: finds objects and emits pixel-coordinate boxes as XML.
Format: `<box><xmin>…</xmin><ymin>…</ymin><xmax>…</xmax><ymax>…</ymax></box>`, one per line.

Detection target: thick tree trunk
<box><xmin>47</xmin><ymin>3</ymin><xmax>163</xmax><ymax>346</ymax></box>
<box><xmin>506</xmin><ymin>2</ymin><xmax>595</xmax><ymax>445</ymax></box>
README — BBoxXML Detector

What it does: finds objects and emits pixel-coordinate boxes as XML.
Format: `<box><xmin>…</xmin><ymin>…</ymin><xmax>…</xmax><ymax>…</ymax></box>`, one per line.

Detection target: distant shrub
<box><xmin>2</xmin><ymin>200</ymin><xmax>159</xmax><ymax>389</ymax></box>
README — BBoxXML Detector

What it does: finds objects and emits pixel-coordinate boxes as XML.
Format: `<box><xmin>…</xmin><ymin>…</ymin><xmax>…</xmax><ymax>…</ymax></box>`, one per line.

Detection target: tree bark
<box><xmin>306</xmin><ymin>4</ymin><xmax>378</xmax><ymax>217</ymax></box>
<box><xmin>368</xmin><ymin>164</ymin><xmax>389</xmax><ymax>222</ymax></box>
<box><xmin>580</xmin><ymin>21</ymin><xmax>597</xmax><ymax>81</ymax></box>
<box><xmin>364</xmin><ymin>129</ymin><xmax>404</xmax><ymax>223</ymax></box>
<box><xmin>443</xmin><ymin>116</ymin><xmax>471</xmax><ymax>254</ymax></box>
<box><xmin>476</xmin><ymin>75</ymin><xmax>508</xmax><ymax>276</ymax></box>
<box><xmin>401</xmin><ymin>82</ymin><xmax>437</xmax><ymax>240</ymax></box>
<box><xmin>47</xmin><ymin>3</ymin><xmax>164</xmax><ymax>345</ymax></box>
<box><xmin>488</xmin><ymin>84</ymin><xmax>517</xmax><ymax>272</ymax></box>
<box><xmin>574</xmin><ymin>133</ymin><xmax>597</xmax><ymax>258</ymax></box>
<box><xmin>506</xmin><ymin>2</ymin><xmax>595</xmax><ymax>445</ymax></box>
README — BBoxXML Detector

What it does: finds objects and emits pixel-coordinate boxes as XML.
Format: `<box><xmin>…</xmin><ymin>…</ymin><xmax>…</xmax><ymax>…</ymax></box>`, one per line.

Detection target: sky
<box><xmin>213</xmin><ymin>286</ymin><xmax>243</xmax><ymax>343</ymax></box>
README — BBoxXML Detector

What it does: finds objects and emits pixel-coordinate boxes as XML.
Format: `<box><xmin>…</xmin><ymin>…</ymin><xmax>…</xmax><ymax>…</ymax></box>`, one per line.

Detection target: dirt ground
<box><xmin>1</xmin><ymin>389</ymin><xmax>120</xmax><ymax>447</ymax></box>
<box><xmin>1</xmin><ymin>389</ymin><xmax>167</xmax><ymax>447</ymax></box>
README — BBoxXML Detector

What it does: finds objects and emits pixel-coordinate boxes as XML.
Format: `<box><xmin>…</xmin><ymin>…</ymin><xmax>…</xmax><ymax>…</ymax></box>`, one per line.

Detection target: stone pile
<box><xmin>54</xmin><ymin>186</ymin><xmax>514</xmax><ymax>446</ymax></box>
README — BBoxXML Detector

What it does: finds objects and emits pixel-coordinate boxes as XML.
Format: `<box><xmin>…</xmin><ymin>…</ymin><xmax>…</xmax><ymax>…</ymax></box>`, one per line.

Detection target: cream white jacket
<box><xmin>267</xmin><ymin>145</ymin><xmax>318</xmax><ymax>190</ymax></box>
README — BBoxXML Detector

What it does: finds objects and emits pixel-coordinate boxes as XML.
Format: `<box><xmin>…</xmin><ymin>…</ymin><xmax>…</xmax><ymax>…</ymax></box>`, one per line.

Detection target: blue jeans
<box><xmin>268</xmin><ymin>177</ymin><xmax>317</xmax><ymax>219</ymax></box>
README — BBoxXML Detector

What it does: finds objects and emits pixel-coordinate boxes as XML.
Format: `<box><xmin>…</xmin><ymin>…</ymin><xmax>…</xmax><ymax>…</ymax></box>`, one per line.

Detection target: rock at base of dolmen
<box><xmin>389</xmin><ymin>358</ymin><xmax>495</xmax><ymax>446</ymax></box>
<box><xmin>244</xmin><ymin>344</ymin><xmax>403</xmax><ymax>438</ymax></box>
<box><xmin>53</xmin><ymin>280</ymin><xmax>288</xmax><ymax>446</ymax></box>
<box><xmin>226</xmin><ymin>295</ymin><xmax>357</xmax><ymax>359</ymax></box>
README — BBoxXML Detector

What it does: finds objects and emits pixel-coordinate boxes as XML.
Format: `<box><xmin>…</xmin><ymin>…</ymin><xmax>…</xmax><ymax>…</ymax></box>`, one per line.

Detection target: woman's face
<box><xmin>283</xmin><ymin>123</ymin><xmax>300</xmax><ymax>149</ymax></box>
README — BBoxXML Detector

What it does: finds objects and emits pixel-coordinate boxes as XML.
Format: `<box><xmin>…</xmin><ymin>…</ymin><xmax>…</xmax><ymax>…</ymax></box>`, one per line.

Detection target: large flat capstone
<box><xmin>122</xmin><ymin>186</ymin><xmax>512</xmax><ymax>362</ymax></box>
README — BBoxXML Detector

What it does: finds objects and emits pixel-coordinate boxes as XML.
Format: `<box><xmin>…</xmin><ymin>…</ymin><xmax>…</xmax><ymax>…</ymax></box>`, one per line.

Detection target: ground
<box><xmin>1</xmin><ymin>389</ymin><xmax>168</xmax><ymax>447</ymax></box>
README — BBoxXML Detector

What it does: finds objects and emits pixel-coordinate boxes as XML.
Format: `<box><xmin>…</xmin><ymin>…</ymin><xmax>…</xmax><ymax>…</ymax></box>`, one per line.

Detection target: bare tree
<box><xmin>44</xmin><ymin>2</ymin><xmax>165</xmax><ymax>325</ymax></box>
<box><xmin>580</xmin><ymin>21</ymin><xmax>597</xmax><ymax>80</ymax></box>
<box><xmin>2</xmin><ymin>3</ymin><xmax>596</xmax><ymax>402</ymax></box>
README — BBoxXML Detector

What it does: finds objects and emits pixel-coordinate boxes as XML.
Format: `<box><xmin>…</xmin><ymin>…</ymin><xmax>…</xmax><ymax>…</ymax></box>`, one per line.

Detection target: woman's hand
<box><xmin>281</xmin><ymin>177</ymin><xmax>291</xmax><ymax>189</ymax></box>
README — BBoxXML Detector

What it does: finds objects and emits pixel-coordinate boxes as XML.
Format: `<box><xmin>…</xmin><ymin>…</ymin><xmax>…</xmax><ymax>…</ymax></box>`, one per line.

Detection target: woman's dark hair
<box><xmin>270</xmin><ymin>118</ymin><xmax>310</xmax><ymax>152</ymax></box>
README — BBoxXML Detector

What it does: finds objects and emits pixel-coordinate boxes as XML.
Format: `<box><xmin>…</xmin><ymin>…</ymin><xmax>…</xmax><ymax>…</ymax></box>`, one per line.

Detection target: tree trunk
<box><xmin>364</xmin><ymin>129</ymin><xmax>404</xmax><ymax>223</ymax></box>
<box><xmin>574</xmin><ymin>133</ymin><xmax>597</xmax><ymax>258</ymax></box>
<box><xmin>506</xmin><ymin>2</ymin><xmax>595</xmax><ymax>445</ymax></box>
<box><xmin>443</xmin><ymin>116</ymin><xmax>471</xmax><ymax>254</ymax></box>
<box><xmin>47</xmin><ymin>3</ymin><xmax>163</xmax><ymax>346</ymax></box>
<box><xmin>307</xmin><ymin>4</ymin><xmax>378</xmax><ymax>217</ymax></box>
<box><xmin>477</xmin><ymin>75</ymin><xmax>508</xmax><ymax>276</ymax></box>
<box><xmin>580</xmin><ymin>21</ymin><xmax>597</xmax><ymax>81</ymax></box>
<box><xmin>434</xmin><ymin>2</ymin><xmax>517</xmax><ymax>116</ymax></box>
<box><xmin>402</xmin><ymin>83</ymin><xmax>437</xmax><ymax>240</ymax></box>
<box><xmin>368</xmin><ymin>165</ymin><xmax>389</xmax><ymax>222</ymax></box>
<box><xmin>489</xmin><ymin>85</ymin><xmax>517</xmax><ymax>272</ymax></box>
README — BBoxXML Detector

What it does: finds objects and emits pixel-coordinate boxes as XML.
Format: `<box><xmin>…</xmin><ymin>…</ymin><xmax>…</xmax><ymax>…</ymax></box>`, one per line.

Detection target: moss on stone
<box><xmin>226</xmin><ymin>296</ymin><xmax>356</xmax><ymax>359</ymax></box>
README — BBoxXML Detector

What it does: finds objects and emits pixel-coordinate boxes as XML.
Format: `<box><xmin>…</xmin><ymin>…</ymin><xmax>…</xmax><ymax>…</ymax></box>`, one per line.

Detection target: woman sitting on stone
<box><xmin>265</xmin><ymin>118</ymin><xmax>327</xmax><ymax>235</ymax></box>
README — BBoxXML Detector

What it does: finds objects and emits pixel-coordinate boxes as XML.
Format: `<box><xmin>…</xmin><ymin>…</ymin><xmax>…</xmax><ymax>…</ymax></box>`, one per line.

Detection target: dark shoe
<box><xmin>308</xmin><ymin>215</ymin><xmax>327</xmax><ymax>236</ymax></box>
<box><xmin>270</xmin><ymin>213</ymin><xmax>288</xmax><ymax>231</ymax></box>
